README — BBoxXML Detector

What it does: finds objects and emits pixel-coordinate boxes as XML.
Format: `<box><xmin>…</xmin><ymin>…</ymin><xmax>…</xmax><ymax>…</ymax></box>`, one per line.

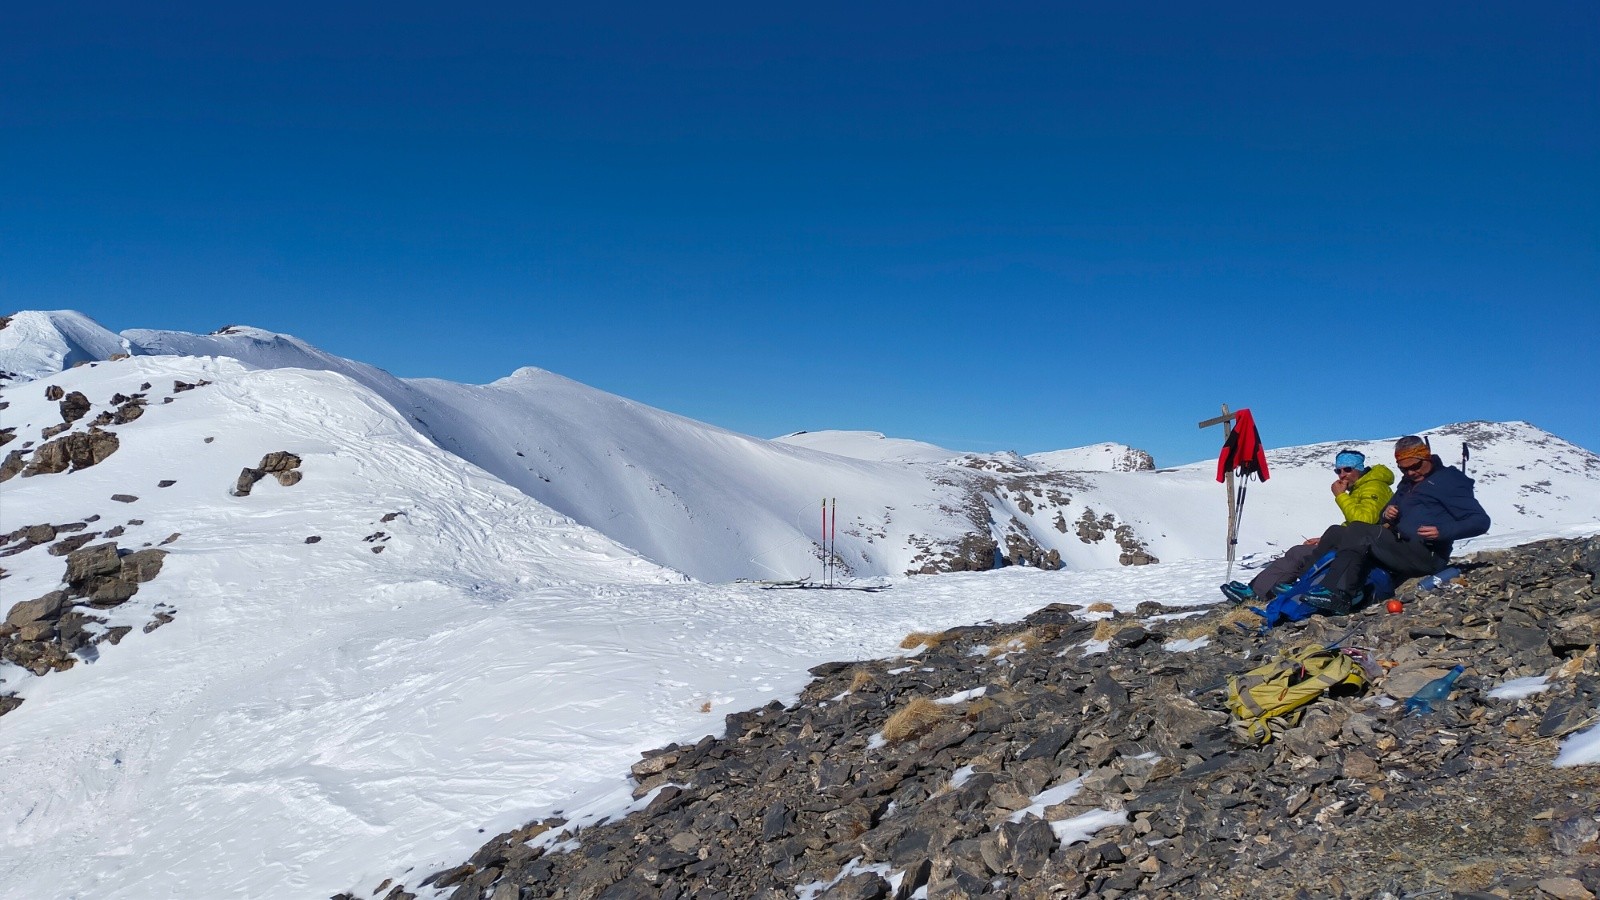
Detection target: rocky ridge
<box><xmin>376</xmin><ymin>535</ymin><xmax>1600</xmax><ymax>900</ymax></box>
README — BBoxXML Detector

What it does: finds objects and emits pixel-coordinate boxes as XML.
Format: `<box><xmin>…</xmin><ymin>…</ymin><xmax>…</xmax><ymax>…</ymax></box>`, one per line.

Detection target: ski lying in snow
<box><xmin>735</xmin><ymin>578</ymin><xmax>890</xmax><ymax>592</ymax></box>
<box><xmin>735</xmin><ymin>578</ymin><xmax>812</xmax><ymax>587</ymax></box>
<box><xmin>765</xmin><ymin>582</ymin><xmax>890</xmax><ymax>593</ymax></box>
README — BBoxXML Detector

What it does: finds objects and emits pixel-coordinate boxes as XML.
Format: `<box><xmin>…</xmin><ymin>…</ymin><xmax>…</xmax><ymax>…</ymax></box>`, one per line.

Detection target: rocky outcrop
<box><xmin>399</xmin><ymin>535</ymin><xmax>1600</xmax><ymax>900</ymax></box>
<box><xmin>233</xmin><ymin>451</ymin><xmax>304</xmax><ymax>495</ymax></box>
<box><xmin>0</xmin><ymin>450</ymin><xmax>22</xmax><ymax>481</ymax></box>
<box><xmin>1115</xmin><ymin>448</ymin><xmax>1156</xmax><ymax>472</ymax></box>
<box><xmin>0</xmin><ymin>541</ymin><xmax>170</xmax><ymax>710</ymax></box>
<box><xmin>59</xmin><ymin>390</ymin><xmax>91</xmax><ymax>423</ymax></box>
<box><xmin>0</xmin><ymin>427</ymin><xmax>121</xmax><ymax>481</ymax></box>
<box><xmin>1076</xmin><ymin>509</ymin><xmax>1160</xmax><ymax>566</ymax></box>
<box><xmin>0</xmin><ymin>523</ymin><xmax>59</xmax><ymax>556</ymax></box>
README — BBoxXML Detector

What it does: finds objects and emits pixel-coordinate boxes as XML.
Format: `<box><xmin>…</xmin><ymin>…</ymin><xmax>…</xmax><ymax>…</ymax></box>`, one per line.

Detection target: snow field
<box><xmin>2</xmin><ymin>317</ymin><xmax>1598</xmax><ymax>899</ymax></box>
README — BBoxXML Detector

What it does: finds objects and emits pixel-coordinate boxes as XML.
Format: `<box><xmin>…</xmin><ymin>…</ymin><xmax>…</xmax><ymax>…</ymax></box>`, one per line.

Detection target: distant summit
<box><xmin>0</xmin><ymin>311</ymin><xmax>131</xmax><ymax>385</ymax></box>
<box><xmin>1027</xmin><ymin>442</ymin><xmax>1157</xmax><ymax>473</ymax></box>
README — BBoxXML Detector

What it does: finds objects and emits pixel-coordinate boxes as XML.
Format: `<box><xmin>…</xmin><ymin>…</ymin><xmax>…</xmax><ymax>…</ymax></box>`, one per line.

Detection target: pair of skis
<box><xmin>753</xmin><ymin>579</ymin><xmax>888</xmax><ymax>593</ymax></box>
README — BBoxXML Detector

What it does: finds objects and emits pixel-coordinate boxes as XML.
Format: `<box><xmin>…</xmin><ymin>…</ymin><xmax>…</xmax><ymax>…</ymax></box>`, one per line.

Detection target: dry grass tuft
<box><xmin>899</xmin><ymin>630</ymin><xmax>949</xmax><ymax>650</ymax></box>
<box><xmin>1446</xmin><ymin>861</ymin><xmax>1501</xmax><ymax>889</ymax></box>
<box><xmin>849</xmin><ymin>669</ymin><xmax>876</xmax><ymax>692</ymax></box>
<box><xmin>516</xmin><ymin>821</ymin><xmax>552</xmax><ymax>843</ymax></box>
<box><xmin>987</xmin><ymin>629</ymin><xmax>1042</xmax><ymax>658</ymax></box>
<box><xmin>1179</xmin><ymin>606</ymin><xmax>1261</xmax><ymax>640</ymax></box>
<box><xmin>882</xmin><ymin>697</ymin><xmax>947</xmax><ymax>744</ymax></box>
<box><xmin>699</xmin><ymin>700</ymin><xmax>713</xmax><ymax>713</ymax></box>
<box><xmin>1085</xmin><ymin>601</ymin><xmax>1115</xmax><ymax>613</ymax></box>
<box><xmin>1091</xmin><ymin>618</ymin><xmax>1121</xmax><ymax>642</ymax></box>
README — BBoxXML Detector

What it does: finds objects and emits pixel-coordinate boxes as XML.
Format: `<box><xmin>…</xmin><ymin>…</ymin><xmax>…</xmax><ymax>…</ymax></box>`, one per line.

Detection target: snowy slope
<box><xmin>2</xmin><ymin>313</ymin><xmax>1598</xmax><ymax>900</ymax></box>
<box><xmin>5</xmin><ymin>310</ymin><xmax>1599</xmax><ymax>583</ymax></box>
<box><xmin>0</xmin><ymin>355</ymin><xmax>676</xmax><ymax>899</ymax></box>
<box><xmin>113</xmin><ymin>322</ymin><xmax>978</xmax><ymax>581</ymax></box>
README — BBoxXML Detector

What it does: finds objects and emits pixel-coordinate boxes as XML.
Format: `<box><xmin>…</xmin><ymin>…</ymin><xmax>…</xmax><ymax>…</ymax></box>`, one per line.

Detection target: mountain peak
<box><xmin>0</xmin><ymin>310</ymin><xmax>131</xmax><ymax>385</ymax></box>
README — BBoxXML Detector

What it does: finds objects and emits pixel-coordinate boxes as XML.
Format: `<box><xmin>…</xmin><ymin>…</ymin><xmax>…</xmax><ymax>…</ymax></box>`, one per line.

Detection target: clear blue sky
<box><xmin>4</xmin><ymin>2</ymin><xmax>1596</xmax><ymax>465</ymax></box>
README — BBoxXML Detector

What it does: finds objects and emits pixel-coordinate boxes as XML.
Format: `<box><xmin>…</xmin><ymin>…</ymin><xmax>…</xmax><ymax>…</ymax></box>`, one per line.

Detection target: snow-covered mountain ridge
<box><xmin>4</xmin><ymin>309</ymin><xmax>1598</xmax><ymax>585</ymax></box>
<box><xmin>2</xmin><ymin>309</ymin><xmax>1597</xmax><ymax>900</ymax></box>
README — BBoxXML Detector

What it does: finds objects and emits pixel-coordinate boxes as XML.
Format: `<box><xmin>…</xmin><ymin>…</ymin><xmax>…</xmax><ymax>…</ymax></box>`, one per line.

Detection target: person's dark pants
<box><xmin>1315</xmin><ymin>522</ymin><xmax>1446</xmax><ymax>597</ymax></box>
<box><xmin>1248</xmin><ymin>543</ymin><xmax>1319</xmax><ymax>598</ymax></box>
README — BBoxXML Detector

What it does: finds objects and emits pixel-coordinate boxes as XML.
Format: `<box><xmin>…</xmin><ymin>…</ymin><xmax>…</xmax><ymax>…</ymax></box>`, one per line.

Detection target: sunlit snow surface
<box><xmin>0</xmin><ymin>355</ymin><xmax>1229</xmax><ymax>900</ymax></box>
<box><xmin>1556</xmin><ymin>720</ymin><xmax>1600</xmax><ymax>767</ymax></box>
<box><xmin>1489</xmin><ymin>675</ymin><xmax>1552</xmax><ymax>700</ymax></box>
<box><xmin>2</xmin><ymin>316</ymin><xmax>1599</xmax><ymax>899</ymax></box>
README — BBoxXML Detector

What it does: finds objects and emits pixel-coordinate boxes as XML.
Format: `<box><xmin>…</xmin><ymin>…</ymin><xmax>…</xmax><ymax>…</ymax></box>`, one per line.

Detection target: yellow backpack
<box><xmin>1226</xmin><ymin>643</ymin><xmax>1368</xmax><ymax>744</ymax></box>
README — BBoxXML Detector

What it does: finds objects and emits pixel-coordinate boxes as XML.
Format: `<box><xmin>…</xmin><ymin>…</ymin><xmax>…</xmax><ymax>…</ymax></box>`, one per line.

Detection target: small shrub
<box><xmin>1085</xmin><ymin>601</ymin><xmax>1115</xmax><ymax>613</ymax></box>
<box><xmin>849</xmin><ymin>669</ymin><xmax>875</xmax><ymax>692</ymax></box>
<box><xmin>1091</xmin><ymin>618</ymin><xmax>1121</xmax><ymax>642</ymax></box>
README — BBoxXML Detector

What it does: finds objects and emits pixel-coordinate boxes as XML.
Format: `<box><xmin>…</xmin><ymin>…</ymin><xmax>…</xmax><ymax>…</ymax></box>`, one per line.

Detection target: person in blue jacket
<box><xmin>1303</xmin><ymin>434</ymin><xmax>1491</xmax><ymax>614</ymax></box>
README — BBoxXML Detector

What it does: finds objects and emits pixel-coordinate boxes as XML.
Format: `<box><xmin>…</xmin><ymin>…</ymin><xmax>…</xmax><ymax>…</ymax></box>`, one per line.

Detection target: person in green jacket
<box><xmin>1331</xmin><ymin>449</ymin><xmax>1396</xmax><ymax>526</ymax></box>
<box><xmin>1221</xmin><ymin>449</ymin><xmax>1395</xmax><ymax>603</ymax></box>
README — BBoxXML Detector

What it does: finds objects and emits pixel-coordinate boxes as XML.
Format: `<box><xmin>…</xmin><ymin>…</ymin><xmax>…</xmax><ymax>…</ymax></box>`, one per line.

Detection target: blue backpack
<box><xmin>1250</xmin><ymin>551</ymin><xmax>1396</xmax><ymax>628</ymax></box>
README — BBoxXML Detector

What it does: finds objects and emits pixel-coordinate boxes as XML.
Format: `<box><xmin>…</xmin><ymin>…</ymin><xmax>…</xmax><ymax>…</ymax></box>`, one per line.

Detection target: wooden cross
<box><xmin>1199</xmin><ymin>404</ymin><xmax>1240</xmax><ymax>578</ymax></box>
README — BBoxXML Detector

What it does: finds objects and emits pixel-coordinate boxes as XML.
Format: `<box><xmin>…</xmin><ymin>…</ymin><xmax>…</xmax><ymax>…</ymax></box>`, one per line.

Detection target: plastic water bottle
<box><xmin>1419</xmin><ymin>567</ymin><xmax>1462</xmax><ymax>591</ymax></box>
<box><xmin>1404</xmin><ymin>665</ymin><xmax>1465</xmax><ymax>715</ymax></box>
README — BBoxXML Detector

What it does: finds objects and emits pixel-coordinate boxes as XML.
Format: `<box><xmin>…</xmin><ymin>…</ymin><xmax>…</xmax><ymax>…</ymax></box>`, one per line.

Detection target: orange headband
<box><xmin>1395</xmin><ymin>444</ymin><xmax>1431</xmax><ymax>464</ymax></box>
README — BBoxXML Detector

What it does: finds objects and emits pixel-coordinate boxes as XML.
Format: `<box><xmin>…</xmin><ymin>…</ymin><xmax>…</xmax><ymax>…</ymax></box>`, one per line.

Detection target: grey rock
<box><xmin>16</xmin><ymin>621</ymin><xmax>55</xmax><ymax>641</ymax></box>
<box><xmin>234</xmin><ymin>467</ymin><xmax>263</xmax><ymax>495</ymax></box>
<box><xmin>820</xmin><ymin>873</ymin><xmax>889</xmax><ymax>900</ymax></box>
<box><xmin>1553</xmin><ymin>811</ymin><xmax>1600</xmax><ymax>856</ymax></box>
<box><xmin>260</xmin><ymin>451</ymin><xmax>302</xmax><ymax>472</ymax></box>
<box><xmin>0</xmin><ymin>450</ymin><xmax>25</xmax><ymax>482</ymax></box>
<box><xmin>1017</xmin><ymin>725</ymin><xmax>1073</xmax><ymax>762</ymax></box>
<box><xmin>6</xmin><ymin>591</ymin><xmax>68</xmax><ymax>627</ymax></box>
<box><xmin>20</xmin><ymin>428</ymin><xmax>120</xmax><ymax>477</ymax></box>
<box><xmin>59</xmin><ymin>391</ymin><xmax>90</xmax><ymax>422</ymax></box>
<box><xmin>1499</xmin><ymin>623</ymin><xmax>1549</xmax><ymax>653</ymax></box>
<box><xmin>48</xmin><ymin>533</ymin><xmax>99</xmax><ymax>556</ymax></box>
<box><xmin>22</xmin><ymin>524</ymin><xmax>56</xmax><ymax>544</ymax></box>
<box><xmin>65</xmin><ymin>543</ymin><xmax>122</xmax><ymax>585</ymax></box>
<box><xmin>121</xmin><ymin>549</ymin><xmax>167</xmax><ymax>583</ymax></box>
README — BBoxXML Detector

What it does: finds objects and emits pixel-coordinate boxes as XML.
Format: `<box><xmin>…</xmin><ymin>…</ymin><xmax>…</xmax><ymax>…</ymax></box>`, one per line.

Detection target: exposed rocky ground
<box><xmin>372</xmin><ymin>534</ymin><xmax>1600</xmax><ymax>900</ymax></box>
<box><xmin>906</xmin><ymin>468</ymin><xmax>1158</xmax><ymax>576</ymax></box>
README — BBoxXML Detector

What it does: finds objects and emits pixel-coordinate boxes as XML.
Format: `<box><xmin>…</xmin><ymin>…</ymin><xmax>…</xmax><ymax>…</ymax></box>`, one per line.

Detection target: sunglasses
<box><xmin>1398</xmin><ymin>459</ymin><xmax>1428</xmax><ymax>473</ymax></box>
<box><xmin>1334</xmin><ymin>466</ymin><xmax>1358</xmax><ymax>475</ymax></box>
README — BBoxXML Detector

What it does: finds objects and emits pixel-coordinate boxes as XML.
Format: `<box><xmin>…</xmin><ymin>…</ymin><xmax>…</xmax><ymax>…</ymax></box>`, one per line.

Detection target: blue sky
<box><xmin>4</xmin><ymin>2</ymin><xmax>1596</xmax><ymax>465</ymax></box>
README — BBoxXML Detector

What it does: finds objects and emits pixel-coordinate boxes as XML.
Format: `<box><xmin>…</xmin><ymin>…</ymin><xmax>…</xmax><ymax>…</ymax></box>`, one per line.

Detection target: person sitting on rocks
<box><xmin>1220</xmin><ymin>449</ymin><xmax>1395</xmax><ymax>604</ymax></box>
<box><xmin>1302</xmin><ymin>434</ymin><xmax>1491</xmax><ymax>614</ymax></box>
